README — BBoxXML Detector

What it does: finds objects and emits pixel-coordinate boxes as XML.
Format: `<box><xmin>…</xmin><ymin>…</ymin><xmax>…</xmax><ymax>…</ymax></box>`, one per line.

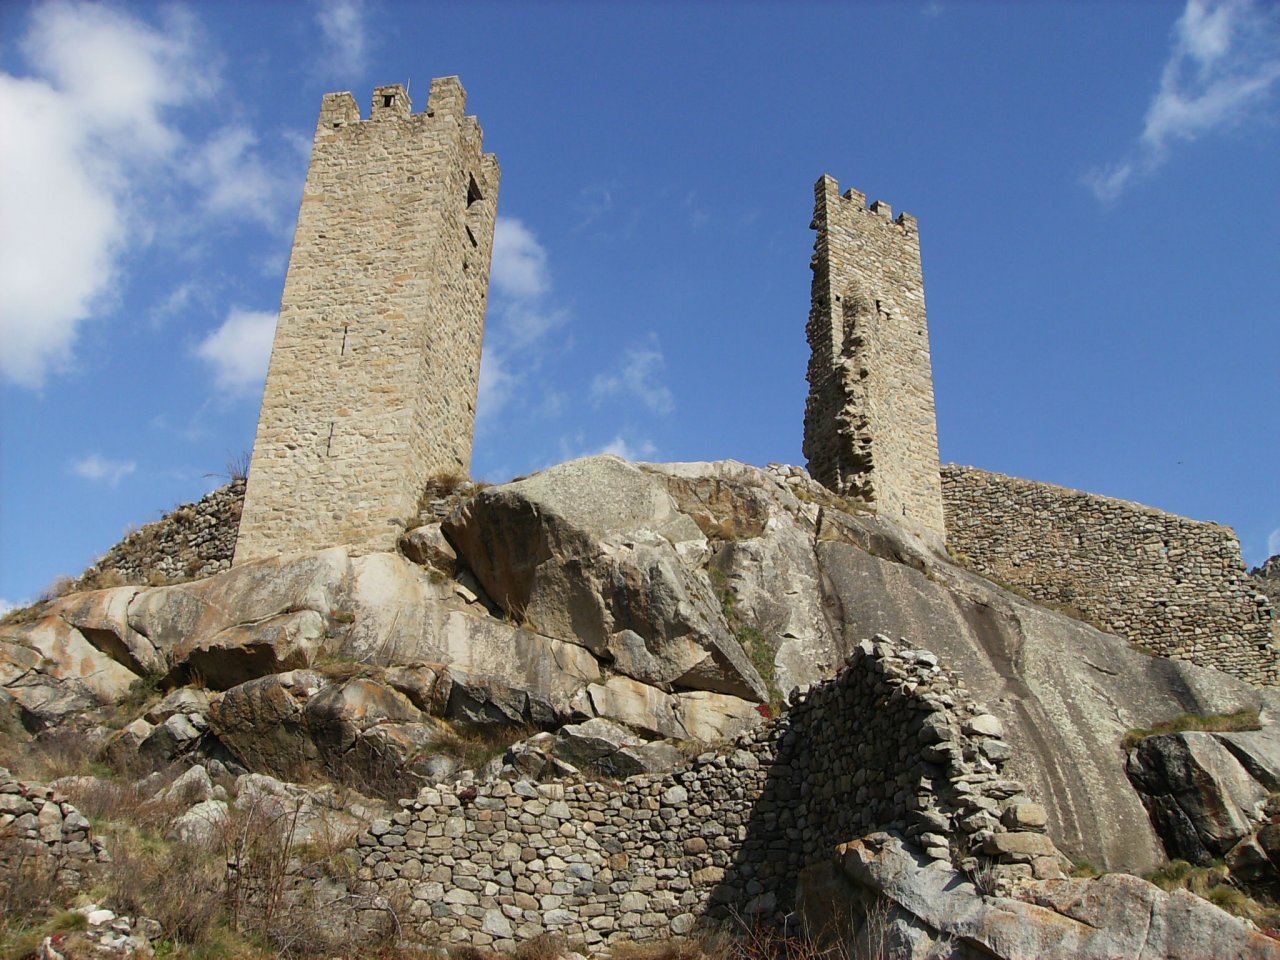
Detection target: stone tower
<box><xmin>803</xmin><ymin>174</ymin><xmax>945</xmax><ymax>545</ymax></box>
<box><xmin>234</xmin><ymin>77</ymin><xmax>499</xmax><ymax>564</ymax></box>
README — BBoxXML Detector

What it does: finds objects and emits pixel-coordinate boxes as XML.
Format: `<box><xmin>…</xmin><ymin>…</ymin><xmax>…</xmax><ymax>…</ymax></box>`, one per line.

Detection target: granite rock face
<box><xmin>443</xmin><ymin>456</ymin><xmax>768</xmax><ymax>702</ymax></box>
<box><xmin>798</xmin><ymin>834</ymin><xmax>1280</xmax><ymax>960</ymax></box>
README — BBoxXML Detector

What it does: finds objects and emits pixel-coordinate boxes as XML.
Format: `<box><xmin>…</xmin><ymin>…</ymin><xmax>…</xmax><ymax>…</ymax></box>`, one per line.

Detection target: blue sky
<box><xmin>1</xmin><ymin>0</ymin><xmax>1277</xmax><ymax>608</ymax></box>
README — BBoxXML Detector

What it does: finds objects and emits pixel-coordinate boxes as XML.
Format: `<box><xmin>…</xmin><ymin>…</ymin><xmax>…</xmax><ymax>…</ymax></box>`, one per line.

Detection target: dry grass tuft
<box><xmin>1123</xmin><ymin>708</ymin><xmax>1261</xmax><ymax>751</ymax></box>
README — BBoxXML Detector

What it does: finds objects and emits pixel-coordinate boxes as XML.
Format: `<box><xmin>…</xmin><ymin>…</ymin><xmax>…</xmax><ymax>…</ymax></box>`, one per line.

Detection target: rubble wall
<box><xmin>0</xmin><ymin>770</ymin><xmax>109</xmax><ymax>887</ymax></box>
<box><xmin>942</xmin><ymin>464</ymin><xmax>1276</xmax><ymax>685</ymax></box>
<box><xmin>352</xmin><ymin>639</ymin><xmax>1057</xmax><ymax>948</ymax></box>
<box><xmin>74</xmin><ymin>480</ymin><xmax>245</xmax><ymax>590</ymax></box>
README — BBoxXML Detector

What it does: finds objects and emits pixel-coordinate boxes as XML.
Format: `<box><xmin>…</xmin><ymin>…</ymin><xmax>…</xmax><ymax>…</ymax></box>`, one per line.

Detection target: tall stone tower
<box><xmin>803</xmin><ymin>174</ymin><xmax>945</xmax><ymax>545</ymax></box>
<box><xmin>234</xmin><ymin>77</ymin><xmax>499</xmax><ymax>564</ymax></box>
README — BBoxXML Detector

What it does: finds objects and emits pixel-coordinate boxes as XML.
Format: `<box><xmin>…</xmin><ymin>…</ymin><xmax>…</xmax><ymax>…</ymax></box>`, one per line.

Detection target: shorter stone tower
<box><xmin>235</xmin><ymin>77</ymin><xmax>499</xmax><ymax>564</ymax></box>
<box><xmin>803</xmin><ymin>174</ymin><xmax>945</xmax><ymax>545</ymax></box>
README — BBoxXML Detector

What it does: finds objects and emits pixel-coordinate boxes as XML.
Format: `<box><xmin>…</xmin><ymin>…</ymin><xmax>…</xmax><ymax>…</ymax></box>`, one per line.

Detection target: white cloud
<box><xmin>315</xmin><ymin>0</ymin><xmax>370</xmax><ymax>77</ymax></box>
<box><xmin>593</xmin><ymin>436</ymin><xmax>657</xmax><ymax>461</ymax></box>
<box><xmin>190</xmin><ymin>125</ymin><xmax>293</xmax><ymax>230</ymax></box>
<box><xmin>477</xmin><ymin>349</ymin><xmax>517</xmax><ymax>420</ymax></box>
<box><xmin>479</xmin><ymin>216</ymin><xmax>572</xmax><ymax>422</ymax></box>
<box><xmin>492</xmin><ymin>218</ymin><xmax>550</xmax><ymax>299</ymax></box>
<box><xmin>591</xmin><ymin>336</ymin><xmax>675</xmax><ymax>415</ymax></box>
<box><xmin>0</xmin><ymin>2</ymin><xmax>215</xmax><ymax>388</ymax></box>
<box><xmin>196</xmin><ymin>307</ymin><xmax>278</xmax><ymax>395</ymax></box>
<box><xmin>1087</xmin><ymin>0</ymin><xmax>1280</xmax><ymax>201</ymax></box>
<box><xmin>72</xmin><ymin>454</ymin><xmax>137</xmax><ymax>487</ymax></box>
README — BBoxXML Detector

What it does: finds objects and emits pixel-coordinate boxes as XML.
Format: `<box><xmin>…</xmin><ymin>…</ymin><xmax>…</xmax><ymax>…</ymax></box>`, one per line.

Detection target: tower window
<box><xmin>383</xmin><ymin>94</ymin><xmax>395</xmax><ymax>108</ymax></box>
<box><xmin>466</xmin><ymin>175</ymin><xmax>483</xmax><ymax>207</ymax></box>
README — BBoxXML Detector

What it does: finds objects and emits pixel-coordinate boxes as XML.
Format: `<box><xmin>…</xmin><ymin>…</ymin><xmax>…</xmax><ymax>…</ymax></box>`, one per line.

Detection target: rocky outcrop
<box><xmin>11</xmin><ymin>455</ymin><xmax>1280</xmax><ymax>910</ymax></box>
<box><xmin>1255</xmin><ymin>556</ymin><xmax>1280</xmax><ymax>608</ymax></box>
<box><xmin>797</xmin><ymin>833</ymin><xmax>1280</xmax><ymax>960</ymax></box>
<box><xmin>443</xmin><ymin>457</ymin><xmax>768</xmax><ymax>702</ymax></box>
<box><xmin>0</xmin><ymin>614</ymin><xmax>141</xmax><ymax>728</ymax></box>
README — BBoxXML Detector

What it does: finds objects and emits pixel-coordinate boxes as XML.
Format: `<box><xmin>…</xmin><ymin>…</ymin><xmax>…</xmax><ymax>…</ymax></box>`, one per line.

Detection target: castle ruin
<box><xmin>802</xmin><ymin>174</ymin><xmax>1274</xmax><ymax>682</ymax></box>
<box><xmin>227</xmin><ymin>76</ymin><xmax>1272</xmax><ymax>683</ymax></box>
<box><xmin>803</xmin><ymin>175</ymin><xmax>946</xmax><ymax>546</ymax></box>
<box><xmin>234</xmin><ymin>77</ymin><xmax>499</xmax><ymax>564</ymax></box>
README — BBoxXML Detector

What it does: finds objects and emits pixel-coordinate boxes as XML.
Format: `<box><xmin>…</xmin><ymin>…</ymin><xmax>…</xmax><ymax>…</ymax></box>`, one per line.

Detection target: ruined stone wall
<box><xmin>74</xmin><ymin>480</ymin><xmax>244</xmax><ymax>590</ymax></box>
<box><xmin>803</xmin><ymin>175</ymin><xmax>945</xmax><ymax>545</ymax></box>
<box><xmin>942</xmin><ymin>465</ymin><xmax>1277</xmax><ymax>685</ymax></box>
<box><xmin>0</xmin><ymin>769</ymin><xmax>110</xmax><ymax>888</ymax></box>
<box><xmin>235</xmin><ymin>78</ymin><xmax>499</xmax><ymax>564</ymax></box>
<box><xmin>351</xmin><ymin>639</ymin><xmax>1057</xmax><ymax>948</ymax></box>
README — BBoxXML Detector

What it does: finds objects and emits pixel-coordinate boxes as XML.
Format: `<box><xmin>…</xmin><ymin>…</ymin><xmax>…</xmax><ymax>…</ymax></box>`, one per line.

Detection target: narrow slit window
<box><xmin>466</xmin><ymin>175</ymin><xmax>483</xmax><ymax>207</ymax></box>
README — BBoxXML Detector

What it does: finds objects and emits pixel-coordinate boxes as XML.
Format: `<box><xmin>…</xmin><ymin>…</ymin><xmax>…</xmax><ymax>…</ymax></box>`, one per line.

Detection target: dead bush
<box><xmin>105</xmin><ymin>838</ymin><xmax>225</xmax><ymax>945</ymax></box>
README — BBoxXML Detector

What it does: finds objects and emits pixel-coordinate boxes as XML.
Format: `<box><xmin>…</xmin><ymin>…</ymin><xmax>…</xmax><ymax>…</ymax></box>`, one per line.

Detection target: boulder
<box><xmin>128</xmin><ymin>547</ymin><xmax>353</xmax><ymax>665</ymax></box>
<box><xmin>443</xmin><ymin>456</ymin><xmax>766</xmax><ymax>701</ymax></box>
<box><xmin>45</xmin><ymin>587</ymin><xmax>161</xmax><ymax>676</ymax></box>
<box><xmin>207</xmin><ymin>670</ymin><xmax>328</xmax><ymax>778</ymax></box>
<box><xmin>1</xmin><ymin>615</ymin><xmax>140</xmax><ymax>727</ymax></box>
<box><xmin>799</xmin><ymin>834</ymin><xmax>1280</xmax><ymax>960</ymax></box>
<box><xmin>1128</xmin><ymin>731</ymin><xmax>1271</xmax><ymax>863</ymax></box>
<box><xmin>159</xmin><ymin>765</ymin><xmax>217</xmax><ymax>806</ymax></box>
<box><xmin>399</xmin><ymin>523</ymin><xmax>459</xmax><ymax>575</ymax></box>
<box><xmin>166</xmin><ymin>798</ymin><xmax>228</xmax><ymax>845</ymax></box>
<box><xmin>144</xmin><ymin>687</ymin><xmax>211</xmax><ymax>724</ymax></box>
<box><xmin>674</xmin><ymin>690</ymin><xmax>762</xmax><ymax>742</ymax></box>
<box><xmin>552</xmin><ymin>718</ymin><xmax>681</xmax><ymax>778</ymax></box>
<box><xmin>138</xmin><ymin>712</ymin><xmax>205</xmax><ymax>763</ymax></box>
<box><xmin>233</xmin><ymin>772</ymin><xmax>382</xmax><ymax>844</ymax></box>
<box><xmin>582</xmin><ymin>676</ymin><xmax>685</xmax><ymax>740</ymax></box>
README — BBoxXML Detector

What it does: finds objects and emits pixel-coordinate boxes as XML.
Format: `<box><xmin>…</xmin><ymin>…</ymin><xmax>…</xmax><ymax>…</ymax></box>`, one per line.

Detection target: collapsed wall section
<box><xmin>74</xmin><ymin>479</ymin><xmax>244</xmax><ymax>590</ymax></box>
<box><xmin>803</xmin><ymin>175</ymin><xmax>945</xmax><ymax>546</ymax></box>
<box><xmin>235</xmin><ymin>78</ymin><xmax>500</xmax><ymax>564</ymax></box>
<box><xmin>350</xmin><ymin>639</ymin><xmax>1058</xmax><ymax>947</ymax></box>
<box><xmin>942</xmin><ymin>464</ymin><xmax>1277</xmax><ymax>685</ymax></box>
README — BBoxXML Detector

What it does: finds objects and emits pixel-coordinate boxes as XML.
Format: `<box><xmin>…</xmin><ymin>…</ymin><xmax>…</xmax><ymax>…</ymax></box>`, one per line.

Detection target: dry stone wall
<box><xmin>942</xmin><ymin>465</ymin><xmax>1277</xmax><ymax>685</ymax></box>
<box><xmin>0</xmin><ymin>768</ymin><xmax>110</xmax><ymax>888</ymax></box>
<box><xmin>350</xmin><ymin>638</ymin><xmax>1059</xmax><ymax>948</ymax></box>
<box><xmin>803</xmin><ymin>175</ymin><xmax>945</xmax><ymax>546</ymax></box>
<box><xmin>74</xmin><ymin>480</ymin><xmax>244</xmax><ymax>590</ymax></box>
<box><xmin>235</xmin><ymin>77</ymin><xmax>499</xmax><ymax>564</ymax></box>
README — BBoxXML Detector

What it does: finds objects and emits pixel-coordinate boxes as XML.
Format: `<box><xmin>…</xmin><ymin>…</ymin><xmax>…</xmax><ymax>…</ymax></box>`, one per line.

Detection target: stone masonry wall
<box><xmin>942</xmin><ymin>465</ymin><xmax>1277</xmax><ymax>685</ymax></box>
<box><xmin>803</xmin><ymin>175</ymin><xmax>945</xmax><ymax>546</ymax></box>
<box><xmin>74</xmin><ymin>480</ymin><xmax>244</xmax><ymax>590</ymax></box>
<box><xmin>235</xmin><ymin>77</ymin><xmax>499</xmax><ymax>564</ymax></box>
<box><xmin>0</xmin><ymin>768</ymin><xmax>110</xmax><ymax>888</ymax></box>
<box><xmin>350</xmin><ymin>638</ymin><xmax>1058</xmax><ymax>948</ymax></box>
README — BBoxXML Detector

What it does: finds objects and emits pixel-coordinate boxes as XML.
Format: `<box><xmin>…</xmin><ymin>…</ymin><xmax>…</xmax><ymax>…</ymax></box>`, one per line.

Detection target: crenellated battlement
<box><xmin>815</xmin><ymin>174</ymin><xmax>919</xmax><ymax>233</ymax></box>
<box><xmin>313</xmin><ymin>77</ymin><xmax>476</xmax><ymax>134</ymax></box>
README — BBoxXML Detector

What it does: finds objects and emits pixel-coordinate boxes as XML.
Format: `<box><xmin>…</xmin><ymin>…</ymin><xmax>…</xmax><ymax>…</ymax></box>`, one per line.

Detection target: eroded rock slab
<box><xmin>444</xmin><ymin>456</ymin><xmax>766</xmax><ymax>701</ymax></box>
